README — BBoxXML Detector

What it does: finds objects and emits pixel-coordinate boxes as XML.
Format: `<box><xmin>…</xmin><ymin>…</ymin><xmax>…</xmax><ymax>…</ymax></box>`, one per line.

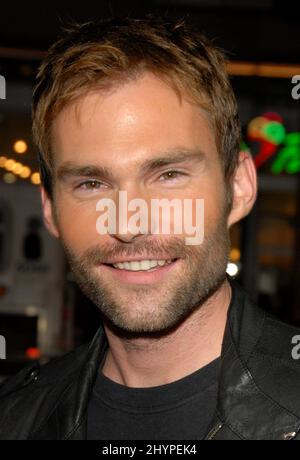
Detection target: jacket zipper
<box><xmin>282</xmin><ymin>431</ymin><xmax>297</xmax><ymax>440</ymax></box>
<box><xmin>206</xmin><ymin>422</ymin><xmax>223</xmax><ymax>439</ymax></box>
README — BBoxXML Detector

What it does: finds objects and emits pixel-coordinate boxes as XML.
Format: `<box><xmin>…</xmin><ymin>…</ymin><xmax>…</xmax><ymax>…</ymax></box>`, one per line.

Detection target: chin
<box><xmin>102</xmin><ymin>306</ymin><xmax>187</xmax><ymax>336</ymax></box>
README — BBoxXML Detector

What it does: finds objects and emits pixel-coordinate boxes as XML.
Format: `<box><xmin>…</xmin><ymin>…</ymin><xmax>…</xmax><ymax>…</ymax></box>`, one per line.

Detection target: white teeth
<box><xmin>112</xmin><ymin>259</ymin><xmax>173</xmax><ymax>271</ymax></box>
<box><xmin>130</xmin><ymin>261</ymin><xmax>140</xmax><ymax>271</ymax></box>
<box><xmin>140</xmin><ymin>260</ymin><xmax>153</xmax><ymax>270</ymax></box>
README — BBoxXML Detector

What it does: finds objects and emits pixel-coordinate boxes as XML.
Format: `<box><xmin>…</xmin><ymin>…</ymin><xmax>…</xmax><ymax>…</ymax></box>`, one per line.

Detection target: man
<box><xmin>1</xmin><ymin>15</ymin><xmax>300</xmax><ymax>441</ymax></box>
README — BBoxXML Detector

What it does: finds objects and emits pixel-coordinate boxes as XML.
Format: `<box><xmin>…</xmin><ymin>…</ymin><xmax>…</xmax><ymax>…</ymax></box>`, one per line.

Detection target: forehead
<box><xmin>51</xmin><ymin>72</ymin><xmax>218</xmax><ymax>167</ymax></box>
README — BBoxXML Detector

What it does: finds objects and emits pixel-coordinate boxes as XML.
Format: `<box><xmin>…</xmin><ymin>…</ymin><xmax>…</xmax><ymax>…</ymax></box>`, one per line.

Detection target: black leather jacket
<box><xmin>1</xmin><ymin>278</ymin><xmax>300</xmax><ymax>440</ymax></box>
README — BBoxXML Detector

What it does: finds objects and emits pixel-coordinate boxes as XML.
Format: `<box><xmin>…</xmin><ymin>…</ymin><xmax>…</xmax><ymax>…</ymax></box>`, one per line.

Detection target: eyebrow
<box><xmin>56</xmin><ymin>148</ymin><xmax>206</xmax><ymax>182</ymax></box>
<box><xmin>56</xmin><ymin>163</ymin><xmax>115</xmax><ymax>182</ymax></box>
<box><xmin>140</xmin><ymin>148</ymin><xmax>206</xmax><ymax>175</ymax></box>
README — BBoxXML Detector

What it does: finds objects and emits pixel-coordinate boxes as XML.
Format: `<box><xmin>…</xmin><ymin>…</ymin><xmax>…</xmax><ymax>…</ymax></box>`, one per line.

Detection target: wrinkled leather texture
<box><xmin>1</xmin><ymin>278</ymin><xmax>300</xmax><ymax>440</ymax></box>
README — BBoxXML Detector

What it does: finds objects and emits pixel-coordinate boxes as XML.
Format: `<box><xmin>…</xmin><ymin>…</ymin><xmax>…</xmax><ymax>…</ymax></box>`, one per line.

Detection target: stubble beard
<box><xmin>62</xmin><ymin>208</ymin><xmax>231</xmax><ymax>337</ymax></box>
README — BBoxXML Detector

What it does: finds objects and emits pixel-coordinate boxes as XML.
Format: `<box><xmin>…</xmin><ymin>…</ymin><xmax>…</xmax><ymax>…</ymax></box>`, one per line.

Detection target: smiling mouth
<box><xmin>103</xmin><ymin>258</ymin><xmax>178</xmax><ymax>272</ymax></box>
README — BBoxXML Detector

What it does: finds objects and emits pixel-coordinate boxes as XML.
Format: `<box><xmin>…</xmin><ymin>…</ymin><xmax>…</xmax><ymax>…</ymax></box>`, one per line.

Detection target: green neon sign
<box><xmin>271</xmin><ymin>132</ymin><xmax>300</xmax><ymax>174</ymax></box>
<box><xmin>246</xmin><ymin>113</ymin><xmax>300</xmax><ymax>174</ymax></box>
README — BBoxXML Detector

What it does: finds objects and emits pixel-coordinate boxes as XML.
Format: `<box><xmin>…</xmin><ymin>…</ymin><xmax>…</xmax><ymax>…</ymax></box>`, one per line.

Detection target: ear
<box><xmin>41</xmin><ymin>186</ymin><xmax>60</xmax><ymax>239</ymax></box>
<box><xmin>227</xmin><ymin>151</ymin><xmax>257</xmax><ymax>228</ymax></box>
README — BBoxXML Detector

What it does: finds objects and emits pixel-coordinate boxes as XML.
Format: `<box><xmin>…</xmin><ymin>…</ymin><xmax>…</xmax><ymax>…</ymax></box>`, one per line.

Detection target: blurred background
<box><xmin>0</xmin><ymin>0</ymin><xmax>300</xmax><ymax>379</ymax></box>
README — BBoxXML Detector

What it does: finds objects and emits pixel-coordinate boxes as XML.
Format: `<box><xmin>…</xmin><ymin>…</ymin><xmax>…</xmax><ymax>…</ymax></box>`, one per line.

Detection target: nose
<box><xmin>113</xmin><ymin>187</ymin><xmax>150</xmax><ymax>243</ymax></box>
<box><xmin>113</xmin><ymin>232</ymin><xmax>144</xmax><ymax>243</ymax></box>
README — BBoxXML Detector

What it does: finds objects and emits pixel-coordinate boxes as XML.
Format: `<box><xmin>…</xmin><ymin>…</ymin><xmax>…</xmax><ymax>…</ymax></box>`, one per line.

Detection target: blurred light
<box><xmin>38</xmin><ymin>317</ymin><xmax>48</xmax><ymax>334</ymax></box>
<box><xmin>0</xmin><ymin>156</ymin><xmax>7</xmax><ymax>167</ymax></box>
<box><xmin>230</xmin><ymin>248</ymin><xmax>241</xmax><ymax>262</ymax></box>
<box><xmin>12</xmin><ymin>162</ymin><xmax>23</xmax><ymax>175</ymax></box>
<box><xmin>271</xmin><ymin>132</ymin><xmax>300</xmax><ymax>175</ymax></box>
<box><xmin>24</xmin><ymin>305</ymin><xmax>38</xmax><ymax>317</ymax></box>
<box><xmin>13</xmin><ymin>140</ymin><xmax>27</xmax><ymax>154</ymax></box>
<box><xmin>4</xmin><ymin>159</ymin><xmax>16</xmax><ymax>171</ymax></box>
<box><xmin>3</xmin><ymin>172</ymin><xmax>17</xmax><ymax>184</ymax></box>
<box><xmin>19</xmin><ymin>166</ymin><xmax>31</xmax><ymax>179</ymax></box>
<box><xmin>25</xmin><ymin>347</ymin><xmax>41</xmax><ymax>360</ymax></box>
<box><xmin>0</xmin><ymin>286</ymin><xmax>6</xmax><ymax>297</ymax></box>
<box><xmin>226</xmin><ymin>262</ymin><xmax>239</xmax><ymax>277</ymax></box>
<box><xmin>227</xmin><ymin>61</ymin><xmax>300</xmax><ymax>79</ymax></box>
<box><xmin>31</xmin><ymin>172</ymin><xmax>41</xmax><ymax>185</ymax></box>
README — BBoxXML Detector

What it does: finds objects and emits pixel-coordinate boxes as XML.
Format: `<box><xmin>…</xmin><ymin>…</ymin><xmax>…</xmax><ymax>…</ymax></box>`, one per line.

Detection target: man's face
<box><xmin>48</xmin><ymin>72</ymin><xmax>231</xmax><ymax>334</ymax></box>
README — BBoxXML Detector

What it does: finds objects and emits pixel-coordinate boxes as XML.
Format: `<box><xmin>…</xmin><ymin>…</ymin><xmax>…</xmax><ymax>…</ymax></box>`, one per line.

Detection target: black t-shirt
<box><xmin>87</xmin><ymin>357</ymin><xmax>220</xmax><ymax>440</ymax></box>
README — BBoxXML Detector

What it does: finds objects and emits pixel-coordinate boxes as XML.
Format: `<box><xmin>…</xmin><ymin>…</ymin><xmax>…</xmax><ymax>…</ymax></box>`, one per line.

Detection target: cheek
<box><xmin>55</xmin><ymin>198</ymin><xmax>101</xmax><ymax>253</ymax></box>
<box><xmin>156</xmin><ymin>183</ymin><xmax>224</xmax><ymax>240</ymax></box>
<box><xmin>182</xmin><ymin>187</ymin><xmax>224</xmax><ymax>237</ymax></box>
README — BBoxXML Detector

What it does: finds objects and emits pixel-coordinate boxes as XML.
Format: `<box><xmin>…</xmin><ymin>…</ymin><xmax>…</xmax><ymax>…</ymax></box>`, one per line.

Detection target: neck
<box><xmin>101</xmin><ymin>279</ymin><xmax>231</xmax><ymax>387</ymax></box>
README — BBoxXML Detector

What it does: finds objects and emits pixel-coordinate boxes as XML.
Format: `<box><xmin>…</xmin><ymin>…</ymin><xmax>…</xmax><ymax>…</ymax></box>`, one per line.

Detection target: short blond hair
<box><xmin>32</xmin><ymin>15</ymin><xmax>240</xmax><ymax>204</ymax></box>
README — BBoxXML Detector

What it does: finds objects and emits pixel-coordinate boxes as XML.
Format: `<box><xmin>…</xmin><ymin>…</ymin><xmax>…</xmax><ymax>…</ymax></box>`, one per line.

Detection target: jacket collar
<box><xmin>30</xmin><ymin>327</ymin><xmax>108</xmax><ymax>440</ymax></box>
<box><xmin>206</xmin><ymin>278</ymin><xmax>300</xmax><ymax>440</ymax></box>
<box><xmin>31</xmin><ymin>278</ymin><xmax>300</xmax><ymax>440</ymax></box>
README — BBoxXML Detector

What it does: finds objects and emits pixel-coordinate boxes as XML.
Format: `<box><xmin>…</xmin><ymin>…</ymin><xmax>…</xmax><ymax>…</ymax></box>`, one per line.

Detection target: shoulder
<box><xmin>247</xmin><ymin>310</ymin><xmax>300</xmax><ymax>416</ymax></box>
<box><xmin>0</xmin><ymin>341</ymin><xmax>89</xmax><ymax>399</ymax></box>
<box><xmin>228</xmin><ymin>279</ymin><xmax>300</xmax><ymax>417</ymax></box>
<box><xmin>0</xmin><ymin>341</ymin><xmax>90</xmax><ymax>439</ymax></box>
<box><xmin>249</xmin><ymin>308</ymin><xmax>300</xmax><ymax>366</ymax></box>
